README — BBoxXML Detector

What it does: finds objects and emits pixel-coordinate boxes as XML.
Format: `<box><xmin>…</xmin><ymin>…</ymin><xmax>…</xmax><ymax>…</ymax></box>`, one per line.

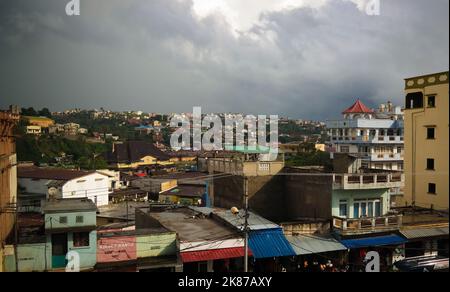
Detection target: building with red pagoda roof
<box><xmin>326</xmin><ymin>99</ymin><xmax>405</xmax><ymax>206</ymax></box>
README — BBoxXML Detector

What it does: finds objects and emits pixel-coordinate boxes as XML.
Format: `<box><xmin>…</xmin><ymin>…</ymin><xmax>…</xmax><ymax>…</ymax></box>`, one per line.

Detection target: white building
<box><xmin>18</xmin><ymin>166</ymin><xmax>110</xmax><ymax>207</ymax></box>
<box><xmin>26</xmin><ymin>125</ymin><xmax>42</xmax><ymax>135</ymax></box>
<box><xmin>326</xmin><ymin>100</ymin><xmax>404</xmax><ymax>171</ymax></box>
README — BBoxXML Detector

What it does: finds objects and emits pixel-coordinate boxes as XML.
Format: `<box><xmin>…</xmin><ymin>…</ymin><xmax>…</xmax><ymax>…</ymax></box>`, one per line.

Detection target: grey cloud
<box><xmin>0</xmin><ymin>0</ymin><xmax>448</xmax><ymax>119</ymax></box>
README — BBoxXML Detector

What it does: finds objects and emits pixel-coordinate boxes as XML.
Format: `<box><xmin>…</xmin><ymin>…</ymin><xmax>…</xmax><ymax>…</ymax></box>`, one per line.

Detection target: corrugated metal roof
<box><xmin>340</xmin><ymin>234</ymin><xmax>406</xmax><ymax>249</ymax></box>
<box><xmin>400</xmin><ymin>227</ymin><xmax>449</xmax><ymax>240</ymax></box>
<box><xmin>189</xmin><ymin>207</ymin><xmax>280</xmax><ymax>231</ymax></box>
<box><xmin>286</xmin><ymin>234</ymin><xmax>347</xmax><ymax>255</ymax></box>
<box><xmin>181</xmin><ymin>247</ymin><xmax>250</xmax><ymax>263</ymax></box>
<box><xmin>249</xmin><ymin>229</ymin><xmax>296</xmax><ymax>259</ymax></box>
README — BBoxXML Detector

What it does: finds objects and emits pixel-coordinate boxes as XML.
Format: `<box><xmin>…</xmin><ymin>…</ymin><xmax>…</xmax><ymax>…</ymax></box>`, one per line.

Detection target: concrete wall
<box><xmin>212</xmin><ymin>168</ymin><xmax>332</xmax><ymax>222</ymax></box>
<box><xmin>4</xmin><ymin>243</ymin><xmax>52</xmax><ymax>272</ymax></box>
<box><xmin>135</xmin><ymin>208</ymin><xmax>166</xmax><ymax>229</ymax></box>
<box><xmin>332</xmin><ymin>153</ymin><xmax>358</xmax><ymax>173</ymax></box>
<box><xmin>212</xmin><ymin>174</ymin><xmax>286</xmax><ymax>222</ymax></box>
<box><xmin>284</xmin><ymin>172</ymin><xmax>333</xmax><ymax>221</ymax></box>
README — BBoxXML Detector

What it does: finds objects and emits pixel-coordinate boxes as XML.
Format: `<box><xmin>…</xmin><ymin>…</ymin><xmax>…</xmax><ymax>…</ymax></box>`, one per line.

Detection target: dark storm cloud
<box><xmin>0</xmin><ymin>0</ymin><xmax>448</xmax><ymax>119</ymax></box>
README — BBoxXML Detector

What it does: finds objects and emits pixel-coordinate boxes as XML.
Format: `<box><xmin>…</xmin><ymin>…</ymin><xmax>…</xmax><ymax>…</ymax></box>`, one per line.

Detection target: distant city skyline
<box><xmin>1</xmin><ymin>0</ymin><xmax>448</xmax><ymax>120</ymax></box>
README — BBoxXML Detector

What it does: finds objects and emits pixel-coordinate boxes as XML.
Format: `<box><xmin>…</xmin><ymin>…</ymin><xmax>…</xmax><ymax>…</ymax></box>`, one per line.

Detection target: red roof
<box><xmin>18</xmin><ymin>166</ymin><xmax>95</xmax><ymax>181</ymax></box>
<box><xmin>342</xmin><ymin>100</ymin><xmax>374</xmax><ymax>114</ymax></box>
<box><xmin>181</xmin><ymin>247</ymin><xmax>252</xmax><ymax>263</ymax></box>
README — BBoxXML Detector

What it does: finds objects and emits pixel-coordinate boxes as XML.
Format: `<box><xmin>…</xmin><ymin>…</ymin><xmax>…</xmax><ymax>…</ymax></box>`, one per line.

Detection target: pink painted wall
<box><xmin>97</xmin><ymin>236</ymin><xmax>137</xmax><ymax>263</ymax></box>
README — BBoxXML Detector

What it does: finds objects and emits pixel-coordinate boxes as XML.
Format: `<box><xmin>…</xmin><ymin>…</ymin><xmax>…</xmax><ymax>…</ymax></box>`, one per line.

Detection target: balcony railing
<box><xmin>332</xmin><ymin>173</ymin><xmax>404</xmax><ymax>190</ymax></box>
<box><xmin>333</xmin><ymin>215</ymin><xmax>403</xmax><ymax>235</ymax></box>
<box><xmin>330</xmin><ymin>135</ymin><xmax>403</xmax><ymax>144</ymax></box>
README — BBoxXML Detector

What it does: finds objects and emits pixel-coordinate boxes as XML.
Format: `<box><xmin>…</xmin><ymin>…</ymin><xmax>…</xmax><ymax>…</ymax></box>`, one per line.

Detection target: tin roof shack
<box><xmin>159</xmin><ymin>183</ymin><xmax>206</xmax><ymax>206</ymax></box>
<box><xmin>107</xmin><ymin>141</ymin><xmax>173</xmax><ymax>170</ymax></box>
<box><xmin>18</xmin><ymin>166</ymin><xmax>110</xmax><ymax>207</ymax></box>
<box><xmin>96</xmin><ymin>201</ymin><xmax>149</xmax><ymax>226</ymax></box>
<box><xmin>131</xmin><ymin>177</ymin><xmax>177</xmax><ymax>200</ymax></box>
<box><xmin>396</xmin><ymin>207</ymin><xmax>449</xmax><ymax>260</ymax></box>
<box><xmin>42</xmin><ymin>198</ymin><xmax>98</xmax><ymax>271</ymax></box>
<box><xmin>136</xmin><ymin>205</ymin><xmax>247</xmax><ymax>272</ymax></box>
<box><xmin>192</xmin><ymin>207</ymin><xmax>296</xmax><ymax>272</ymax></box>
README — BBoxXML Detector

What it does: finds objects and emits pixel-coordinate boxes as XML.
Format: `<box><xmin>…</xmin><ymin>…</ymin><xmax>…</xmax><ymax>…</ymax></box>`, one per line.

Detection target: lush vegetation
<box><xmin>21</xmin><ymin>107</ymin><xmax>52</xmax><ymax>118</ymax></box>
<box><xmin>285</xmin><ymin>150</ymin><xmax>332</xmax><ymax>170</ymax></box>
<box><xmin>16</xmin><ymin>135</ymin><xmax>110</xmax><ymax>170</ymax></box>
<box><xmin>278</xmin><ymin>121</ymin><xmax>325</xmax><ymax>143</ymax></box>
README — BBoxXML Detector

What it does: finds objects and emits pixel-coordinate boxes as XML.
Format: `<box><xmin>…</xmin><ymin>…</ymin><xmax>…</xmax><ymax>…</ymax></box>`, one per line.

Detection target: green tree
<box><xmin>38</xmin><ymin>108</ymin><xmax>52</xmax><ymax>118</ymax></box>
<box><xmin>21</xmin><ymin>107</ymin><xmax>37</xmax><ymax>116</ymax></box>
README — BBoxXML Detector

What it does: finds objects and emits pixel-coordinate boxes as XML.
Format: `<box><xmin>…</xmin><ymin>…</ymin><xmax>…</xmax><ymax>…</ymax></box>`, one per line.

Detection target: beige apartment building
<box><xmin>402</xmin><ymin>71</ymin><xmax>449</xmax><ymax>211</ymax></box>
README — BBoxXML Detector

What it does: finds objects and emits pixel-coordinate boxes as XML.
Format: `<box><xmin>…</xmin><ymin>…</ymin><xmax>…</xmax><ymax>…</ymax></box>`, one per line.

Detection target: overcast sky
<box><xmin>0</xmin><ymin>0</ymin><xmax>448</xmax><ymax>119</ymax></box>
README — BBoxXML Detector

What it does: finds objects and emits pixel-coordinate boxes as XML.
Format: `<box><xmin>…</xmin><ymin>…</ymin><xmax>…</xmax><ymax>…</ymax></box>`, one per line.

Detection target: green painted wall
<box><xmin>44</xmin><ymin>212</ymin><xmax>96</xmax><ymax>229</ymax></box>
<box><xmin>46</xmin><ymin>231</ymin><xmax>97</xmax><ymax>270</ymax></box>
<box><xmin>136</xmin><ymin>233</ymin><xmax>177</xmax><ymax>258</ymax></box>
<box><xmin>4</xmin><ymin>243</ymin><xmax>52</xmax><ymax>272</ymax></box>
<box><xmin>332</xmin><ymin>188</ymin><xmax>390</xmax><ymax>218</ymax></box>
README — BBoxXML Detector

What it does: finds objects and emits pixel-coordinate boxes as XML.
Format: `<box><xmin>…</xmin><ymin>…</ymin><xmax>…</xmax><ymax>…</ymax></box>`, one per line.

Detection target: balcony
<box><xmin>332</xmin><ymin>173</ymin><xmax>404</xmax><ymax>190</ymax></box>
<box><xmin>330</xmin><ymin>135</ymin><xmax>403</xmax><ymax>144</ymax></box>
<box><xmin>370</xmin><ymin>153</ymin><xmax>403</xmax><ymax>161</ymax></box>
<box><xmin>333</xmin><ymin>215</ymin><xmax>403</xmax><ymax>236</ymax></box>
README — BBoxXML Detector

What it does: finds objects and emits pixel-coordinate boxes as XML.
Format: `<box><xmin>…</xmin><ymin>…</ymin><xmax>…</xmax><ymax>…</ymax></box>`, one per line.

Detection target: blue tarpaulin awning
<box><xmin>340</xmin><ymin>234</ymin><xmax>407</xmax><ymax>249</ymax></box>
<box><xmin>248</xmin><ymin>229</ymin><xmax>296</xmax><ymax>259</ymax></box>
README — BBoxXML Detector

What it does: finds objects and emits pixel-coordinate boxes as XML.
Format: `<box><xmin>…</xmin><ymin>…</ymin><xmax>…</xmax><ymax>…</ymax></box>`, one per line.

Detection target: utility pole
<box><xmin>243</xmin><ymin>176</ymin><xmax>249</xmax><ymax>273</ymax></box>
<box><xmin>13</xmin><ymin>202</ymin><xmax>19</xmax><ymax>273</ymax></box>
<box><xmin>126</xmin><ymin>195</ymin><xmax>129</xmax><ymax>223</ymax></box>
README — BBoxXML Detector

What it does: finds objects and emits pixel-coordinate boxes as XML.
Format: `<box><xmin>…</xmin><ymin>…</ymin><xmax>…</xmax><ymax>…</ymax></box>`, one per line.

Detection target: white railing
<box><xmin>332</xmin><ymin>173</ymin><xmax>404</xmax><ymax>190</ymax></box>
<box><xmin>333</xmin><ymin>215</ymin><xmax>402</xmax><ymax>235</ymax></box>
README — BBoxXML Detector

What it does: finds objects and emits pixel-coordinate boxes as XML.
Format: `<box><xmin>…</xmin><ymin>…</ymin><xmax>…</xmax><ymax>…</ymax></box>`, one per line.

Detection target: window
<box><xmin>428</xmin><ymin>183</ymin><xmax>436</xmax><ymax>195</ymax></box>
<box><xmin>375</xmin><ymin>201</ymin><xmax>382</xmax><ymax>217</ymax></box>
<box><xmin>59</xmin><ymin>216</ymin><xmax>68</xmax><ymax>224</ymax></box>
<box><xmin>427</xmin><ymin>127</ymin><xmax>435</xmax><ymax>139</ymax></box>
<box><xmin>427</xmin><ymin>159</ymin><xmax>435</xmax><ymax>170</ymax></box>
<box><xmin>368</xmin><ymin>202</ymin><xmax>374</xmax><ymax>217</ymax></box>
<box><xmin>405</xmin><ymin>92</ymin><xmax>424</xmax><ymax>109</ymax></box>
<box><xmin>353</xmin><ymin>199</ymin><xmax>381</xmax><ymax>218</ymax></box>
<box><xmin>95</xmin><ymin>178</ymin><xmax>104</xmax><ymax>182</ymax></box>
<box><xmin>77</xmin><ymin>180</ymin><xmax>86</xmax><ymax>183</ymax></box>
<box><xmin>76</xmin><ymin>216</ymin><xmax>84</xmax><ymax>223</ymax></box>
<box><xmin>258</xmin><ymin>163</ymin><xmax>270</xmax><ymax>171</ymax></box>
<box><xmin>427</xmin><ymin>96</ymin><xmax>436</xmax><ymax>108</ymax></box>
<box><xmin>353</xmin><ymin>203</ymin><xmax>360</xmax><ymax>219</ymax></box>
<box><xmin>360</xmin><ymin>202</ymin><xmax>367</xmax><ymax>217</ymax></box>
<box><xmin>339</xmin><ymin>200</ymin><xmax>348</xmax><ymax>217</ymax></box>
<box><xmin>73</xmin><ymin>232</ymin><xmax>90</xmax><ymax>247</ymax></box>
<box><xmin>341</xmin><ymin>146</ymin><xmax>350</xmax><ymax>153</ymax></box>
